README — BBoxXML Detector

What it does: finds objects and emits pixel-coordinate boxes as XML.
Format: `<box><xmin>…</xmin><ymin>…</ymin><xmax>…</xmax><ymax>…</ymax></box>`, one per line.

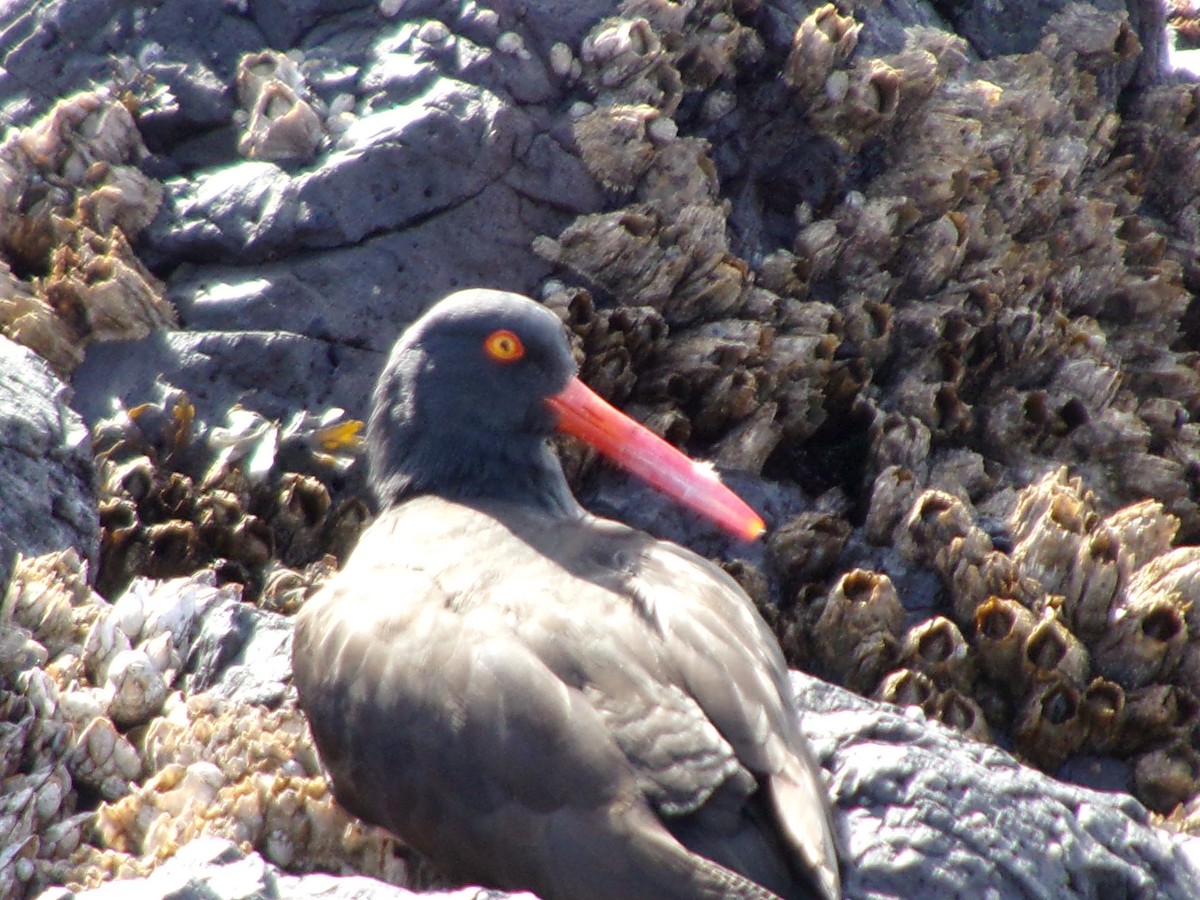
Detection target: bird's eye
<box><xmin>483</xmin><ymin>329</ymin><xmax>525</xmax><ymax>363</ymax></box>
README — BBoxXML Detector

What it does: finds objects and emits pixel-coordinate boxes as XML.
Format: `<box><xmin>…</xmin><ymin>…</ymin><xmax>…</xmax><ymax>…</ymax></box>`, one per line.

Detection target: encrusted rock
<box><xmin>3</xmin><ymin>550</ymin><xmax>97</xmax><ymax>659</ymax></box>
<box><xmin>7</xmin><ymin>0</ymin><xmax>1200</xmax><ymax>892</ymax></box>
<box><xmin>68</xmin><ymin>715</ymin><xmax>140</xmax><ymax>801</ymax></box>
<box><xmin>92</xmin><ymin>392</ymin><xmax>364</xmax><ymax>602</ymax></box>
<box><xmin>70</xmin><ymin>694</ymin><xmax>411</xmax><ymax>891</ymax></box>
<box><xmin>0</xmin><ymin>90</ymin><xmax>170</xmax><ymax>374</ymax></box>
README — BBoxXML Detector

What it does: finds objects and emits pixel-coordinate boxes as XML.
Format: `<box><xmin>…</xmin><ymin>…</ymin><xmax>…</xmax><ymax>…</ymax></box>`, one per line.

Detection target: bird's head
<box><xmin>368</xmin><ymin>288</ymin><xmax>764</xmax><ymax>541</ymax></box>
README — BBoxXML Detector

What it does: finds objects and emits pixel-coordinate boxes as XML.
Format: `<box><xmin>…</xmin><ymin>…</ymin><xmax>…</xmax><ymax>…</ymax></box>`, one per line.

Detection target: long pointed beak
<box><xmin>547</xmin><ymin>378</ymin><xmax>766</xmax><ymax>541</ymax></box>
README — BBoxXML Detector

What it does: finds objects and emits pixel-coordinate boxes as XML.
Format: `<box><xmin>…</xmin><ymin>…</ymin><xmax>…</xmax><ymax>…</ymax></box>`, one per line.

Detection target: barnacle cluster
<box><xmin>0</xmin><ymin>557</ymin><xmax>222</xmax><ymax>894</ymax></box>
<box><xmin>866</xmin><ymin>470</ymin><xmax>1200</xmax><ymax>813</ymax></box>
<box><xmin>537</xmin><ymin>2</ymin><xmax>1200</xmax><ymax>819</ymax></box>
<box><xmin>0</xmin><ymin>557</ymin><xmax>413</xmax><ymax>896</ymax></box>
<box><xmin>65</xmin><ymin>694</ymin><xmax>412</xmax><ymax>890</ymax></box>
<box><xmin>0</xmin><ymin>90</ymin><xmax>173</xmax><ymax>374</ymax></box>
<box><xmin>91</xmin><ymin>388</ymin><xmax>367</xmax><ymax>605</ymax></box>
<box><xmin>535</xmin><ymin>0</ymin><xmax>845</xmax><ymax>481</ymax></box>
<box><xmin>1169</xmin><ymin>1</ymin><xmax>1200</xmax><ymax>49</ymax></box>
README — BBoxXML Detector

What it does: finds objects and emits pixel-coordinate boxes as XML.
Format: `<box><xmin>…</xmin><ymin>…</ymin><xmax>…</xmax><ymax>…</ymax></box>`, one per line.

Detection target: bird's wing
<box><xmin>485</xmin><ymin>505</ymin><xmax>841</xmax><ymax>900</ymax></box>
<box><xmin>614</xmin><ymin>535</ymin><xmax>841</xmax><ymax>900</ymax></box>
<box><xmin>293</xmin><ymin>499</ymin><xmax>781</xmax><ymax>900</ymax></box>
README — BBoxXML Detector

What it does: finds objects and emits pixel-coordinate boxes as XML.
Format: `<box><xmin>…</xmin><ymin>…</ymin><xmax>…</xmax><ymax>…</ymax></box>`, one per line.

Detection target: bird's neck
<box><xmin>369</xmin><ymin>427</ymin><xmax>583</xmax><ymax>520</ymax></box>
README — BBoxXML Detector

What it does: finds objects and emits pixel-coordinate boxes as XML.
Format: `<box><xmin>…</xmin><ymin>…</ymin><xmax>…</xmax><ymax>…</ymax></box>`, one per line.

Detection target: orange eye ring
<box><xmin>484</xmin><ymin>329</ymin><xmax>525</xmax><ymax>363</ymax></box>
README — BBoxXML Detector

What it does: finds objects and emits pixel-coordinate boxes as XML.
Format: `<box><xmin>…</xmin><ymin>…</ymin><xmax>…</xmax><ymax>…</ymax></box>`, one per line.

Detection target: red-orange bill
<box><xmin>547</xmin><ymin>377</ymin><xmax>766</xmax><ymax>541</ymax></box>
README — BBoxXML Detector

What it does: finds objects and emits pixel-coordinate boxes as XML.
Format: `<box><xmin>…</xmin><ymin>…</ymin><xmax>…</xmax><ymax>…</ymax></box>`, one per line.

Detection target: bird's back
<box><xmin>293</xmin><ymin>495</ymin><xmax>839</xmax><ymax>900</ymax></box>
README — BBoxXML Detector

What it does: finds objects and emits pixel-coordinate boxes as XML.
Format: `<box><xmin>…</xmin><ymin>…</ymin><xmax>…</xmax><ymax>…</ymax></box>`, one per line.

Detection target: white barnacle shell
<box><xmin>83</xmin><ymin>608</ymin><xmax>132</xmax><ymax>684</ymax></box>
<box><xmin>105</xmin><ymin>648</ymin><xmax>168</xmax><ymax>728</ymax></box>
<box><xmin>33</xmin><ymin>766</ymin><xmax>71</xmax><ymax>825</ymax></box>
<box><xmin>131</xmin><ymin>570</ymin><xmax>234</xmax><ymax>659</ymax></box>
<box><xmin>45</xmin><ymin>649</ymin><xmax>85</xmax><ymax>689</ymax></box>
<box><xmin>496</xmin><ymin>31</ymin><xmax>530</xmax><ymax>59</ymax></box>
<box><xmin>549</xmin><ymin>42</ymin><xmax>575</xmax><ymax>78</ymax></box>
<box><xmin>111</xmin><ymin>585</ymin><xmax>148</xmax><ymax>643</ymax></box>
<box><xmin>179</xmin><ymin>761</ymin><xmax>225</xmax><ymax>813</ymax></box>
<box><xmin>140</xmin><ymin>630</ymin><xmax>181</xmax><ymax>682</ymax></box>
<box><xmin>69</xmin><ymin>716</ymin><xmax>141</xmax><ymax>799</ymax></box>
<box><xmin>40</xmin><ymin>811</ymin><xmax>90</xmax><ymax>858</ymax></box>
<box><xmin>417</xmin><ymin>19</ymin><xmax>450</xmax><ymax>46</ymax></box>
<box><xmin>17</xmin><ymin>667</ymin><xmax>59</xmax><ymax>719</ymax></box>
<box><xmin>581</xmin><ymin>17</ymin><xmax>661</xmax><ymax>88</ymax></box>
<box><xmin>55</xmin><ymin>685</ymin><xmax>112</xmax><ymax>728</ymax></box>
<box><xmin>0</xmin><ymin>624</ymin><xmax>49</xmax><ymax>677</ymax></box>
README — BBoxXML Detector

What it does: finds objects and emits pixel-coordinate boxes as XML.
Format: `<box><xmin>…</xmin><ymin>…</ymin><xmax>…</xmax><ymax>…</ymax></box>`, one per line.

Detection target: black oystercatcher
<box><xmin>293</xmin><ymin>289</ymin><xmax>840</xmax><ymax>900</ymax></box>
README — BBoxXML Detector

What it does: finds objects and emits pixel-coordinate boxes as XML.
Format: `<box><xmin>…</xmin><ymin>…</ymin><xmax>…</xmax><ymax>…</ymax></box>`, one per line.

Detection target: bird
<box><xmin>292</xmin><ymin>288</ymin><xmax>841</xmax><ymax>900</ymax></box>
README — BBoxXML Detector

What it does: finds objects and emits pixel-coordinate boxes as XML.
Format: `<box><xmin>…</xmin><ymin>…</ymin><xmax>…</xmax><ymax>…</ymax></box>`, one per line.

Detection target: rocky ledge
<box><xmin>4</xmin><ymin>0</ymin><xmax>1200</xmax><ymax>898</ymax></box>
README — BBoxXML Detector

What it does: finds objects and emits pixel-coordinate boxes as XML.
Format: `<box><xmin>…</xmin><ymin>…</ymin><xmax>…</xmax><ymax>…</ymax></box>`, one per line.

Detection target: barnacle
<box><xmin>973</xmin><ymin>596</ymin><xmax>1038</xmax><ymax>694</ymax></box>
<box><xmin>900</xmin><ymin>615</ymin><xmax>975</xmax><ymax>693</ymax></box>
<box><xmin>812</xmin><ymin>570</ymin><xmax>904</xmax><ymax>692</ymax></box>
<box><xmin>1013</xmin><ymin>677</ymin><xmax>1087</xmax><ymax>771</ymax></box>
<box><xmin>1093</xmin><ymin>594</ymin><xmax>1188</xmax><ymax>689</ymax></box>
<box><xmin>1024</xmin><ymin>607</ymin><xmax>1089</xmax><ymax>688</ymax></box>
<box><xmin>935</xmin><ymin>689</ymin><xmax>991</xmax><ymax>743</ymax></box>
<box><xmin>1080</xmin><ymin>676</ymin><xmax>1125</xmax><ymax>754</ymax></box>
<box><xmin>235</xmin><ymin>51</ymin><xmax>322</xmax><ymax>163</ymax></box>
<box><xmin>874</xmin><ymin>667</ymin><xmax>939</xmax><ymax>714</ymax></box>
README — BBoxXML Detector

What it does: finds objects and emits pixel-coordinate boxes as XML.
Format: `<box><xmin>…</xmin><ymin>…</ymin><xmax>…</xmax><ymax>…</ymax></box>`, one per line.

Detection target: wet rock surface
<box><xmin>5</xmin><ymin>0</ymin><xmax>1200</xmax><ymax>898</ymax></box>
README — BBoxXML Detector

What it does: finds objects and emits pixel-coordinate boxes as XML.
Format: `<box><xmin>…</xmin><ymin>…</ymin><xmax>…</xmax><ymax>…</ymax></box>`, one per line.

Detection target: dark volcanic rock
<box><xmin>932</xmin><ymin>0</ymin><xmax>1166</xmax><ymax>83</ymax></box>
<box><xmin>184</xmin><ymin>596</ymin><xmax>292</xmax><ymax>707</ymax></box>
<box><xmin>73</xmin><ymin>329</ymin><xmax>379</xmax><ymax>429</ymax></box>
<box><xmin>0</xmin><ymin>337</ymin><xmax>98</xmax><ymax>577</ymax></box>
<box><xmin>1</xmin><ymin>0</ymin><xmax>601</xmax><ymax>436</ymax></box>
<box><xmin>0</xmin><ymin>0</ymin><xmax>260</xmax><ymax>134</ymax></box>
<box><xmin>795</xmin><ymin>672</ymin><xmax>1200</xmax><ymax>899</ymax></box>
<box><xmin>50</xmin><ymin>0</ymin><xmax>604</xmax><ymax>436</ymax></box>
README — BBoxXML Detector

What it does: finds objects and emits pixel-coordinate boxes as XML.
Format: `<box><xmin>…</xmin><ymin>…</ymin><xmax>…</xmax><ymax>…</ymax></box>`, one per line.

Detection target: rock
<box><xmin>183</xmin><ymin>597</ymin><xmax>293</xmax><ymax>707</ymax></box>
<box><xmin>0</xmin><ymin>337</ymin><xmax>98</xmax><ymax>574</ymax></box>
<box><xmin>936</xmin><ymin>0</ymin><xmax>1166</xmax><ymax>85</ymax></box>
<box><xmin>36</xmin><ymin>835</ymin><xmax>512</xmax><ymax>900</ymax></box>
<box><xmin>74</xmin><ymin>331</ymin><xmax>379</xmax><ymax>444</ymax></box>
<box><xmin>0</xmin><ymin>90</ymin><xmax>174</xmax><ymax>376</ymax></box>
<box><xmin>794</xmin><ymin>672</ymin><xmax>1200</xmax><ymax>899</ymax></box>
<box><xmin>56</xmin><ymin>2</ymin><xmax>604</xmax><ymax>442</ymax></box>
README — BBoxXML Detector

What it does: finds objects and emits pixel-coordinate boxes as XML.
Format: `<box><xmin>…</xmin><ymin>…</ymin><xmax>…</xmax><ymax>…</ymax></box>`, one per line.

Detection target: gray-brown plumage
<box><xmin>293</xmin><ymin>289</ymin><xmax>840</xmax><ymax>900</ymax></box>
